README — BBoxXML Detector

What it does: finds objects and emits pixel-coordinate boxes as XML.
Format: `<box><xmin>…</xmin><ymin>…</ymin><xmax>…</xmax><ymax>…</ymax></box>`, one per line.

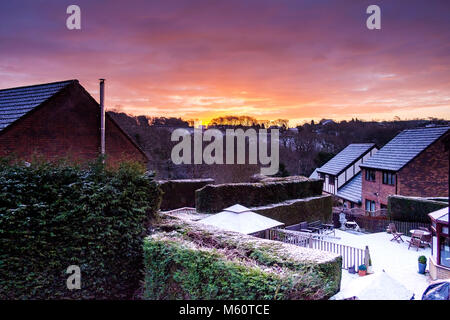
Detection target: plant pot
<box><xmin>418</xmin><ymin>262</ymin><xmax>426</xmax><ymax>274</ymax></box>
<box><xmin>358</xmin><ymin>270</ymin><xmax>367</xmax><ymax>276</ymax></box>
<box><xmin>348</xmin><ymin>266</ymin><xmax>356</xmax><ymax>274</ymax></box>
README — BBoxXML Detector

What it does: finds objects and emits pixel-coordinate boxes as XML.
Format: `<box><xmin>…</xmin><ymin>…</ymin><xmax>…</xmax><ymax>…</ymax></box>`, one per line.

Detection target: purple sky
<box><xmin>0</xmin><ymin>0</ymin><xmax>449</xmax><ymax>125</ymax></box>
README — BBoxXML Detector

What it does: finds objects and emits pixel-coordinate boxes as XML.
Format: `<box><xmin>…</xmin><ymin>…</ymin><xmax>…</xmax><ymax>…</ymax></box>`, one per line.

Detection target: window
<box><xmin>365</xmin><ymin>169</ymin><xmax>376</xmax><ymax>182</ymax></box>
<box><xmin>329</xmin><ymin>175</ymin><xmax>335</xmax><ymax>185</ymax></box>
<box><xmin>440</xmin><ymin>237</ymin><xmax>450</xmax><ymax>268</ymax></box>
<box><xmin>382</xmin><ymin>171</ymin><xmax>396</xmax><ymax>185</ymax></box>
<box><xmin>365</xmin><ymin>199</ymin><xmax>376</xmax><ymax>212</ymax></box>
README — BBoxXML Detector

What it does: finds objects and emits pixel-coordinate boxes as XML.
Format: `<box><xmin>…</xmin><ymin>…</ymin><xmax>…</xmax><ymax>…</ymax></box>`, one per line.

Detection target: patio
<box><xmin>330</xmin><ymin>229</ymin><xmax>432</xmax><ymax>299</ymax></box>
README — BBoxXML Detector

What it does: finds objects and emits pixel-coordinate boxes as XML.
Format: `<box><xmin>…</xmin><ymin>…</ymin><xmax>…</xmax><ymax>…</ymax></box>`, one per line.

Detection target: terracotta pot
<box><xmin>358</xmin><ymin>270</ymin><xmax>367</xmax><ymax>276</ymax></box>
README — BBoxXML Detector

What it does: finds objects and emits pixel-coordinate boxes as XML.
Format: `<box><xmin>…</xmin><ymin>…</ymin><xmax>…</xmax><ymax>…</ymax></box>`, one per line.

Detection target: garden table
<box><xmin>409</xmin><ymin>229</ymin><xmax>431</xmax><ymax>236</ymax></box>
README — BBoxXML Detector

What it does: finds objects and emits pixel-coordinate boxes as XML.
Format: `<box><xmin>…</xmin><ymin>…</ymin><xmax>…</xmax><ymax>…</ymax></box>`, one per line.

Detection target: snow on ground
<box><xmin>330</xmin><ymin>229</ymin><xmax>432</xmax><ymax>300</ymax></box>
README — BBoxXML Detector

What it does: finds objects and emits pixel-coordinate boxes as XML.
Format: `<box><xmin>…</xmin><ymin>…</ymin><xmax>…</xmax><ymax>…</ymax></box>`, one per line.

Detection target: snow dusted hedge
<box><xmin>159</xmin><ymin>178</ymin><xmax>214</xmax><ymax>210</ymax></box>
<box><xmin>388</xmin><ymin>195</ymin><xmax>448</xmax><ymax>223</ymax></box>
<box><xmin>251</xmin><ymin>195</ymin><xmax>333</xmax><ymax>226</ymax></box>
<box><xmin>195</xmin><ymin>177</ymin><xmax>323</xmax><ymax>213</ymax></box>
<box><xmin>143</xmin><ymin>216</ymin><xmax>341</xmax><ymax>300</ymax></box>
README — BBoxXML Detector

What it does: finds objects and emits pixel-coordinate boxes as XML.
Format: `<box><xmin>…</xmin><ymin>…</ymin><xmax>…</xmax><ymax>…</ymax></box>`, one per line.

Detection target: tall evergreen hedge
<box><xmin>0</xmin><ymin>158</ymin><xmax>162</xmax><ymax>299</ymax></box>
<box><xmin>388</xmin><ymin>195</ymin><xmax>448</xmax><ymax>223</ymax></box>
<box><xmin>195</xmin><ymin>179</ymin><xmax>323</xmax><ymax>213</ymax></box>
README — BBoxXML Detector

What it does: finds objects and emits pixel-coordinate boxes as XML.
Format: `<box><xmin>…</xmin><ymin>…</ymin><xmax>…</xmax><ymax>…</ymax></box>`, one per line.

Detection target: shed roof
<box><xmin>317</xmin><ymin>143</ymin><xmax>375</xmax><ymax>175</ymax></box>
<box><xmin>360</xmin><ymin>126</ymin><xmax>450</xmax><ymax>171</ymax></box>
<box><xmin>336</xmin><ymin>172</ymin><xmax>362</xmax><ymax>204</ymax></box>
<box><xmin>0</xmin><ymin>80</ymin><xmax>76</xmax><ymax>131</ymax></box>
<box><xmin>199</xmin><ymin>204</ymin><xmax>284</xmax><ymax>235</ymax></box>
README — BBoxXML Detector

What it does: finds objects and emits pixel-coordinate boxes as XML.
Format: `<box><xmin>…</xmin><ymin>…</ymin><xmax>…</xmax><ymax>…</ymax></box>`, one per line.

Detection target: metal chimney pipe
<box><xmin>99</xmin><ymin>79</ymin><xmax>105</xmax><ymax>156</ymax></box>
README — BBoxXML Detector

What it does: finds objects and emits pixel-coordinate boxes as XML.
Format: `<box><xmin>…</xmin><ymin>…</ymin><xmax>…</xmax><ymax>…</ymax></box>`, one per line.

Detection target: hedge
<box><xmin>195</xmin><ymin>178</ymin><xmax>323</xmax><ymax>213</ymax></box>
<box><xmin>159</xmin><ymin>179</ymin><xmax>214</xmax><ymax>210</ymax></box>
<box><xmin>143</xmin><ymin>217</ymin><xmax>341</xmax><ymax>300</ymax></box>
<box><xmin>0</xmin><ymin>157</ymin><xmax>162</xmax><ymax>299</ymax></box>
<box><xmin>251</xmin><ymin>195</ymin><xmax>333</xmax><ymax>226</ymax></box>
<box><xmin>388</xmin><ymin>195</ymin><xmax>448</xmax><ymax>223</ymax></box>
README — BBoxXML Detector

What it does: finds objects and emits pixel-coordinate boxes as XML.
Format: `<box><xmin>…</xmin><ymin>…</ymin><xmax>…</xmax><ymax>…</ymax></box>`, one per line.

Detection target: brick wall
<box><xmin>0</xmin><ymin>82</ymin><xmax>147</xmax><ymax>165</ymax></box>
<box><xmin>361</xmin><ymin>136</ymin><xmax>449</xmax><ymax>211</ymax></box>
<box><xmin>361</xmin><ymin>169</ymin><xmax>396</xmax><ymax>210</ymax></box>
<box><xmin>397</xmin><ymin>138</ymin><xmax>448</xmax><ymax>197</ymax></box>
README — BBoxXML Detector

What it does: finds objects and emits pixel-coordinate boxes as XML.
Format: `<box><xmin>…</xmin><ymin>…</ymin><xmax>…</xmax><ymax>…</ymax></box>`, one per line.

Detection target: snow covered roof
<box><xmin>199</xmin><ymin>204</ymin><xmax>284</xmax><ymax>235</ymax></box>
<box><xmin>361</xmin><ymin>126</ymin><xmax>450</xmax><ymax>172</ymax></box>
<box><xmin>317</xmin><ymin>143</ymin><xmax>376</xmax><ymax>176</ymax></box>
<box><xmin>429</xmin><ymin>207</ymin><xmax>449</xmax><ymax>224</ymax></box>
<box><xmin>336</xmin><ymin>172</ymin><xmax>362</xmax><ymax>204</ymax></box>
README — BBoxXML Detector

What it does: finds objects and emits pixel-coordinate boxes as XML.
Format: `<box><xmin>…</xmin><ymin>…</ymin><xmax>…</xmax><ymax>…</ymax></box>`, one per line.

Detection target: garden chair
<box><xmin>408</xmin><ymin>231</ymin><xmax>424</xmax><ymax>251</ymax></box>
<box><xmin>418</xmin><ymin>227</ymin><xmax>432</xmax><ymax>248</ymax></box>
<box><xmin>388</xmin><ymin>223</ymin><xmax>404</xmax><ymax>243</ymax></box>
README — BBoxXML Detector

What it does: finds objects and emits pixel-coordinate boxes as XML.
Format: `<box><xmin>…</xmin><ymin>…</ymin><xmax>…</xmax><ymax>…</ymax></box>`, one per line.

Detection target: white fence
<box><xmin>270</xmin><ymin>228</ymin><xmax>366</xmax><ymax>270</ymax></box>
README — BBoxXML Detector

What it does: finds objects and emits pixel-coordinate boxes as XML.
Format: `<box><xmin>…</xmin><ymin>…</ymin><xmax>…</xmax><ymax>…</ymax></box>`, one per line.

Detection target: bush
<box><xmin>388</xmin><ymin>195</ymin><xmax>448</xmax><ymax>223</ymax></box>
<box><xmin>418</xmin><ymin>256</ymin><xmax>427</xmax><ymax>264</ymax></box>
<box><xmin>252</xmin><ymin>195</ymin><xmax>332</xmax><ymax>226</ymax></box>
<box><xmin>0</xmin><ymin>157</ymin><xmax>162</xmax><ymax>299</ymax></box>
<box><xmin>158</xmin><ymin>179</ymin><xmax>214</xmax><ymax>210</ymax></box>
<box><xmin>195</xmin><ymin>178</ymin><xmax>323</xmax><ymax>213</ymax></box>
<box><xmin>143</xmin><ymin>217</ymin><xmax>342</xmax><ymax>300</ymax></box>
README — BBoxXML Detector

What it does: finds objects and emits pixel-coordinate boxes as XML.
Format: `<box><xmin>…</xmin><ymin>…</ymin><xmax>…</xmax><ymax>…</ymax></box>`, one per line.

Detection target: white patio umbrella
<box><xmin>337</xmin><ymin>271</ymin><xmax>414</xmax><ymax>300</ymax></box>
<box><xmin>199</xmin><ymin>204</ymin><xmax>284</xmax><ymax>235</ymax></box>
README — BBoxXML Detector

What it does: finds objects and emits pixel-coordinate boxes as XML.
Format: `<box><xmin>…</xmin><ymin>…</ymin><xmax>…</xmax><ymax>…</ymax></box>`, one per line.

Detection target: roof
<box><xmin>317</xmin><ymin>143</ymin><xmax>376</xmax><ymax>175</ymax></box>
<box><xmin>360</xmin><ymin>126</ymin><xmax>450</xmax><ymax>171</ymax></box>
<box><xmin>309</xmin><ymin>168</ymin><xmax>319</xmax><ymax>179</ymax></box>
<box><xmin>0</xmin><ymin>80</ymin><xmax>76</xmax><ymax>131</ymax></box>
<box><xmin>428</xmin><ymin>207</ymin><xmax>449</xmax><ymax>224</ymax></box>
<box><xmin>199</xmin><ymin>204</ymin><xmax>284</xmax><ymax>235</ymax></box>
<box><xmin>336</xmin><ymin>172</ymin><xmax>362</xmax><ymax>204</ymax></box>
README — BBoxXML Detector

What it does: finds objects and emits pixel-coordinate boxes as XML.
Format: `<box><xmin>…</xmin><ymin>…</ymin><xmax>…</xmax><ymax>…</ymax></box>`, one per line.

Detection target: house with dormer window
<box><xmin>315</xmin><ymin>143</ymin><xmax>378</xmax><ymax>208</ymax></box>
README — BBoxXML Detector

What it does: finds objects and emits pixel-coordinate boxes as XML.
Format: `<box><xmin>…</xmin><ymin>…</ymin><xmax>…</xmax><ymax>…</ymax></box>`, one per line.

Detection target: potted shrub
<box><xmin>358</xmin><ymin>264</ymin><xmax>367</xmax><ymax>276</ymax></box>
<box><xmin>418</xmin><ymin>256</ymin><xmax>427</xmax><ymax>274</ymax></box>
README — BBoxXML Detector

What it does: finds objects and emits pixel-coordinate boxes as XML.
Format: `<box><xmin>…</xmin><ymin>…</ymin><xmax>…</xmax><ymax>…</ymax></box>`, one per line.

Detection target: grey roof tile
<box><xmin>360</xmin><ymin>126</ymin><xmax>450</xmax><ymax>171</ymax></box>
<box><xmin>317</xmin><ymin>143</ymin><xmax>375</xmax><ymax>175</ymax></box>
<box><xmin>336</xmin><ymin>172</ymin><xmax>362</xmax><ymax>203</ymax></box>
<box><xmin>0</xmin><ymin>80</ymin><xmax>75</xmax><ymax>131</ymax></box>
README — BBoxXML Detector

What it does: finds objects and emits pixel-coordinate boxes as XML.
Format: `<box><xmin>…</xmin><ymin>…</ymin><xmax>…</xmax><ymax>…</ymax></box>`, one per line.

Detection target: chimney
<box><xmin>99</xmin><ymin>79</ymin><xmax>105</xmax><ymax>156</ymax></box>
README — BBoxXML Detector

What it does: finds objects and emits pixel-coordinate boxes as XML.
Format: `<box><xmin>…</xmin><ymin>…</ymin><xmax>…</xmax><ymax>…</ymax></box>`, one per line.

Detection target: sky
<box><xmin>0</xmin><ymin>0</ymin><xmax>449</xmax><ymax>126</ymax></box>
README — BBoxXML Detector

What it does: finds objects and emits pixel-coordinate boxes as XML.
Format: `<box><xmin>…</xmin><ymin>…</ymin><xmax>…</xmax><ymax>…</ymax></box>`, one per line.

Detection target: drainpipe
<box><xmin>99</xmin><ymin>79</ymin><xmax>105</xmax><ymax>157</ymax></box>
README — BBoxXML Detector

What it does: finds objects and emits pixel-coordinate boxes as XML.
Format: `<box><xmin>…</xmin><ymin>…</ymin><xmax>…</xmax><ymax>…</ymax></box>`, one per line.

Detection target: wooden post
<box><xmin>364</xmin><ymin>245</ymin><xmax>370</xmax><ymax>269</ymax></box>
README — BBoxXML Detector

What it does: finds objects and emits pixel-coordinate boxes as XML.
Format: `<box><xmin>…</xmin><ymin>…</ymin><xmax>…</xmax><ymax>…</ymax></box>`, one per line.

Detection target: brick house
<box><xmin>360</xmin><ymin>126</ymin><xmax>450</xmax><ymax>212</ymax></box>
<box><xmin>0</xmin><ymin>80</ymin><xmax>148</xmax><ymax>165</ymax></box>
<box><xmin>315</xmin><ymin>143</ymin><xmax>378</xmax><ymax>208</ymax></box>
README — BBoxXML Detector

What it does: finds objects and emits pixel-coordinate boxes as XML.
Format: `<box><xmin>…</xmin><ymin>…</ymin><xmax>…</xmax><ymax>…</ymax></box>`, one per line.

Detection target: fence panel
<box><xmin>332</xmin><ymin>211</ymin><xmax>431</xmax><ymax>235</ymax></box>
<box><xmin>270</xmin><ymin>229</ymin><xmax>365</xmax><ymax>270</ymax></box>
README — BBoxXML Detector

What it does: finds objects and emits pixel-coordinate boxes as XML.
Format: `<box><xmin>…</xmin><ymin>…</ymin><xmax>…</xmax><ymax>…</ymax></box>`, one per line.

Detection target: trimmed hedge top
<box><xmin>143</xmin><ymin>216</ymin><xmax>342</xmax><ymax>300</ymax></box>
<box><xmin>195</xmin><ymin>178</ymin><xmax>324</xmax><ymax>213</ymax></box>
<box><xmin>388</xmin><ymin>195</ymin><xmax>448</xmax><ymax>223</ymax></box>
<box><xmin>0</xmin><ymin>157</ymin><xmax>162</xmax><ymax>299</ymax></box>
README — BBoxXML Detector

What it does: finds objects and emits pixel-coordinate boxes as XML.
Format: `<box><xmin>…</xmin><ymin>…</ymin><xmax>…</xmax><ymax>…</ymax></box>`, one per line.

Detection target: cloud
<box><xmin>0</xmin><ymin>0</ymin><xmax>449</xmax><ymax>125</ymax></box>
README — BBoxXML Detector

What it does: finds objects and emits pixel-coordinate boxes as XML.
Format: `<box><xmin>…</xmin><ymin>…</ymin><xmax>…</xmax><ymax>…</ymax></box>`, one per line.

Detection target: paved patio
<box><xmin>330</xmin><ymin>229</ymin><xmax>432</xmax><ymax>299</ymax></box>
